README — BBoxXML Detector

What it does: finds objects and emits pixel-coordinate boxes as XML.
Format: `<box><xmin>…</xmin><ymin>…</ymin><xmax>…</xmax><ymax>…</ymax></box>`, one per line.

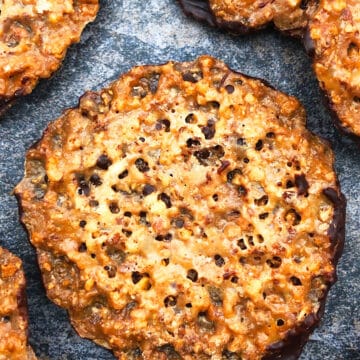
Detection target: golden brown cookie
<box><xmin>0</xmin><ymin>0</ymin><xmax>99</xmax><ymax>114</ymax></box>
<box><xmin>15</xmin><ymin>56</ymin><xmax>345</xmax><ymax>360</ymax></box>
<box><xmin>180</xmin><ymin>1</ymin><xmax>360</xmax><ymax>140</ymax></box>
<box><xmin>0</xmin><ymin>246</ymin><xmax>36</xmax><ymax>360</ymax></box>
<box><xmin>179</xmin><ymin>0</ymin><xmax>317</xmax><ymax>35</ymax></box>
<box><xmin>306</xmin><ymin>0</ymin><xmax>360</xmax><ymax>137</ymax></box>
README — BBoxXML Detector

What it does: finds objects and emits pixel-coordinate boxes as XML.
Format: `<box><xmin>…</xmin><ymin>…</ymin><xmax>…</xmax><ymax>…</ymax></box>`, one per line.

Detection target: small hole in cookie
<box><xmin>135</xmin><ymin>158</ymin><xmax>150</xmax><ymax>173</ymax></box>
<box><xmin>266</xmin><ymin>256</ymin><xmax>282</xmax><ymax>268</ymax></box>
<box><xmin>109</xmin><ymin>202</ymin><xmax>120</xmax><ymax>214</ymax></box>
<box><xmin>186</xmin><ymin>138</ymin><xmax>201</xmax><ymax>147</ymax></box>
<box><xmin>164</xmin><ymin>295</ymin><xmax>177</xmax><ymax>307</ymax></box>
<box><xmin>255</xmin><ymin>140</ymin><xmax>263</xmax><ymax>151</ymax></box>
<box><xmin>90</xmin><ymin>174</ymin><xmax>102</xmax><ymax>186</ymax></box>
<box><xmin>131</xmin><ymin>271</ymin><xmax>142</xmax><ymax>284</ymax></box>
<box><xmin>237</xmin><ymin>138</ymin><xmax>246</xmax><ymax>146</ymax></box>
<box><xmin>290</xmin><ymin>276</ymin><xmax>302</xmax><ymax>286</ymax></box>
<box><xmin>238</xmin><ymin>185</ymin><xmax>247</xmax><ymax>196</ymax></box>
<box><xmin>78</xmin><ymin>243</ymin><xmax>87</xmax><ymax>252</ymax></box>
<box><xmin>285</xmin><ymin>208</ymin><xmax>301</xmax><ymax>225</ymax></box>
<box><xmin>237</xmin><ymin>238</ymin><xmax>247</xmax><ymax>250</ymax></box>
<box><xmin>89</xmin><ymin>200</ymin><xmax>99</xmax><ymax>207</ymax></box>
<box><xmin>79</xmin><ymin>220</ymin><xmax>87</xmax><ymax>228</ymax></box>
<box><xmin>259</xmin><ymin>212</ymin><xmax>269</xmax><ymax>220</ymax></box>
<box><xmin>1</xmin><ymin>316</ymin><xmax>11</xmax><ymax>323</ymax></box>
<box><xmin>118</xmin><ymin>170</ymin><xmax>128</xmax><ymax>179</ymax></box>
<box><xmin>104</xmin><ymin>265</ymin><xmax>117</xmax><ymax>278</ymax></box>
<box><xmin>173</xmin><ymin>218</ymin><xmax>184</xmax><ymax>228</ymax></box>
<box><xmin>96</xmin><ymin>154</ymin><xmax>112</xmax><ymax>170</ymax></box>
<box><xmin>348</xmin><ymin>42</ymin><xmax>359</xmax><ymax>57</ymax></box>
<box><xmin>254</xmin><ymin>195</ymin><xmax>268</xmax><ymax>206</ymax></box>
<box><xmin>143</xmin><ymin>184</ymin><xmax>156</xmax><ymax>196</ymax></box>
<box><xmin>225</xmin><ymin>84</ymin><xmax>235</xmax><ymax>94</ymax></box>
<box><xmin>187</xmin><ymin>269</ymin><xmax>198</xmax><ymax>282</ymax></box>
<box><xmin>214</xmin><ymin>254</ymin><xmax>225</xmax><ymax>267</ymax></box>
<box><xmin>185</xmin><ymin>113</ymin><xmax>195</xmax><ymax>123</ymax></box>
<box><xmin>158</xmin><ymin>193</ymin><xmax>172</xmax><ymax>208</ymax></box>
<box><xmin>247</xmin><ymin>236</ymin><xmax>254</xmax><ymax>246</ymax></box>
<box><xmin>201</xmin><ymin>120</ymin><xmax>216</xmax><ymax>140</ymax></box>
<box><xmin>122</xmin><ymin>229</ymin><xmax>132</xmax><ymax>237</ymax></box>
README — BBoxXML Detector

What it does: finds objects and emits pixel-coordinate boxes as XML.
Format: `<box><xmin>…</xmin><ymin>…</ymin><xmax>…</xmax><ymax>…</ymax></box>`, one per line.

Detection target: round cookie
<box><xmin>0</xmin><ymin>246</ymin><xmax>36</xmax><ymax>360</ymax></box>
<box><xmin>179</xmin><ymin>0</ymin><xmax>317</xmax><ymax>35</ymax></box>
<box><xmin>0</xmin><ymin>0</ymin><xmax>99</xmax><ymax>114</ymax></box>
<box><xmin>15</xmin><ymin>56</ymin><xmax>345</xmax><ymax>360</ymax></box>
<box><xmin>307</xmin><ymin>0</ymin><xmax>360</xmax><ymax>137</ymax></box>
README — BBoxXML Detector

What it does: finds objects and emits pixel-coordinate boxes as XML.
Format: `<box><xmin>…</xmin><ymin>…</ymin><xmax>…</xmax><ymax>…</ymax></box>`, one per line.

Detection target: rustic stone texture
<box><xmin>0</xmin><ymin>0</ymin><xmax>358</xmax><ymax>359</ymax></box>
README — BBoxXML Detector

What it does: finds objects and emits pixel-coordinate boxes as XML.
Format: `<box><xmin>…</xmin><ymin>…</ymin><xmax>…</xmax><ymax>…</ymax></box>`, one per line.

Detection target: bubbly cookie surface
<box><xmin>15</xmin><ymin>56</ymin><xmax>345</xmax><ymax>360</ymax></box>
<box><xmin>179</xmin><ymin>0</ymin><xmax>316</xmax><ymax>34</ymax></box>
<box><xmin>0</xmin><ymin>0</ymin><xmax>99</xmax><ymax>111</ymax></box>
<box><xmin>309</xmin><ymin>0</ymin><xmax>360</xmax><ymax>136</ymax></box>
<box><xmin>0</xmin><ymin>247</ymin><xmax>36</xmax><ymax>360</ymax></box>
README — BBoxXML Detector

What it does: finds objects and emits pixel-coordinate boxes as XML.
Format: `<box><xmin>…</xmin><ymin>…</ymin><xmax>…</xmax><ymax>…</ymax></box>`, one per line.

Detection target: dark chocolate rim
<box><xmin>178</xmin><ymin>0</ymin><xmax>308</xmax><ymax>36</ymax></box>
<box><xmin>178</xmin><ymin>0</ymin><xmax>268</xmax><ymax>34</ymax></box>
<box><xmin>302</xmin><ymin>27</ymin><xmax>360</xmax><ymax>145</ymax></box>
<box><xmin>14</xmin><ymin>57</ymin><xmax>346</xmax><ymax>360</ymax></box>
<box><xmin>258</xmin><ymin>58</ymin><xmax>347</xmax><ymax>356</ymax></box>
<box><xmin>263</xmin><ymin>186</ymin><xmax>346</xmax><ymax>360</ymax></box>
<box><xmin>322</xmin><ymin>89</ymin><xmax>360</xmax><ymax>146</ymax></box>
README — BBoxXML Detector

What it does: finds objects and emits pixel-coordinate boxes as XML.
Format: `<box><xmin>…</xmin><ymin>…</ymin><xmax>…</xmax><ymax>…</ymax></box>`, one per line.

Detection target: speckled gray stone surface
<box><xmin>0</xmin><ymin>1</ymin><xmax>359</xmax><ymax>359</ymax></box>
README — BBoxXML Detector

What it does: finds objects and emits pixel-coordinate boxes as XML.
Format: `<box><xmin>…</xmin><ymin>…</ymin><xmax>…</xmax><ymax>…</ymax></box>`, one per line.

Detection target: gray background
<box><xmin>0</xmin><ymin>0</ymin><xmax>359</xmax><ymax>359</ymax></box>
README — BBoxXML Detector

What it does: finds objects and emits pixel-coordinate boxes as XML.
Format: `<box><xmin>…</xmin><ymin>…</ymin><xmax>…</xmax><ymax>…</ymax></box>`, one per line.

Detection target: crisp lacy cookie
<box><xmin>0</xmin><ymin>246</ymin><xmax>36</xmax><ymax>360</ymax></box>
<box><xmin>307</xmin><ymin>0</ymin><xmax>360</xmax><ymax>138</ymax></box>
<box><xmin>0</xmin><ymin>0</ymin><xmax>99</xmax><ymax>113</ymax></box>
<box><xmin>179</xmin><ymin>0</ymin><xmax>317</xmax><ymax>36</ymax></box>
<box><xmin>15</xmin><ymin>56</ymin><xmax>345</xmax><ymax>360</ymax></box>
<box><xmin>180</xmin><ymin>0</ymin><xmax>360</xmax><ymax>140</ymax></box>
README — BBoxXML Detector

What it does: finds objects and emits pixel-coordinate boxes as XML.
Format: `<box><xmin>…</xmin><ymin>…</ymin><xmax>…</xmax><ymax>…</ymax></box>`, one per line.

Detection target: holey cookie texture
<box><xmin>15</xmin><ymin>56</ymin><xmax>345</xmax><ymax>360</ymax></box>
<box><xmin>307</xmin><ymin>0</ymin><xmax>360</xmax><ymax>138</ymax></box>
<box><xmin>0</xmin><ymin>0</ymin><xmax>99</xmax><ymax>114</ymax></box>
<box><xmin>179</xmin><ymin>0</ymin><xmax>318</xmax><ymax>36</ymax></box>
<box><xmin>0</xmin><ymin>246</ymin><xmax>36</xmax><ymax>360</ymax></box>
<box><xmin>179</xmin><ymin>1</ymin><xmax>360</xmax><ymax>140</ymax></box>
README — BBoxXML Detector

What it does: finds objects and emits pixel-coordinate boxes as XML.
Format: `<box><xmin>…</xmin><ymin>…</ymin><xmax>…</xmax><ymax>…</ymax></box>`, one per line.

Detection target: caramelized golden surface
<box><xmin>0</xmin><ymin>0</ymin><xmax>99</xmax><ymax>105</ymax></box>
<box><xmin>209</xmin><ymin>0</ymin><xmax>311</xmax><ymax>32</ymax></box>
<box><xmin>15</xmin><ymin>56</ymin><xmax>342</xmax><ymax>359</ymax></box>
<box><xmin>309</xmin><ymin>0</ymin><xmax>360</xmax><ymax>136</ymax></box>
<box><xmin>0</xmin><ymin>247</ymin><xmax>36</xmax><ymax>360</ymax></box>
